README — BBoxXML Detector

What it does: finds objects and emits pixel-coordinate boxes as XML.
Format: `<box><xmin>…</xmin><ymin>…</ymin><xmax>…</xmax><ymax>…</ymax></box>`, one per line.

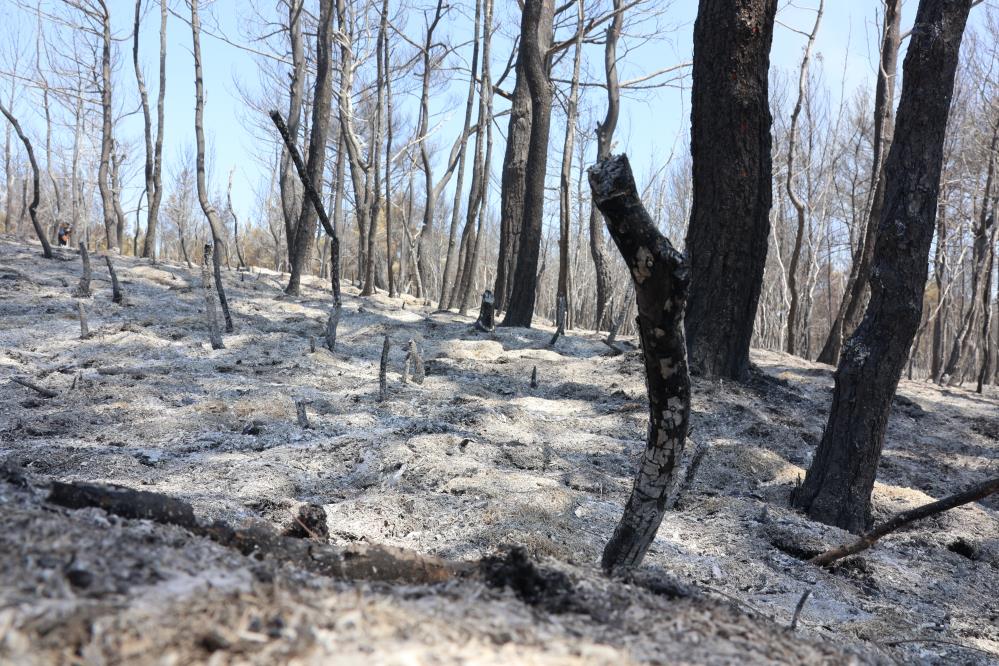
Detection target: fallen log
<box><xmin>809</xmin><ymin>475</ymin><xmax>999</xmax><ymax>566</ymax></box>
<box><xmin>48</xmin><ymin>480</ymin><xmax>471</xmax><ymax>585</ymax></box>
<box><xmin>12</xmin><ymin>377</ymin><xmax>58</xmax><ymax>398</ymax></box>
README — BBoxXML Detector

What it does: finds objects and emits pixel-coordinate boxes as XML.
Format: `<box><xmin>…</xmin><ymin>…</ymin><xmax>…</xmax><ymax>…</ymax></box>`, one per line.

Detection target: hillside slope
<box><xmin>1</xmin><ymin>237</ymin><xmax>997</xmax><ymax>664</ymax></box>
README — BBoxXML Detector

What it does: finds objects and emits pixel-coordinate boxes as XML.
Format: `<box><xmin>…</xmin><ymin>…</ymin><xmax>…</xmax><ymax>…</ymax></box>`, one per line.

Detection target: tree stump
<box><xmin>474</xmin><ymin>290</ymin><xmax>496</xmax><ymax>332</ymax></box>
<box><xmin>77</xmin><ymin>302</ymin><xmax>90</xmax><ymax>339</ymax></box>
<box><xmin>589</xmin><ymin>154</ymin><xmax>691</xmax><ymax>576</ymax></box>
<box><xmin>295</xmin><ymin>400</ymin><xmax>310</xmax><ymax>429</ymax></box>
<box><xmin>405</xmin><ymin>339</ymin><xmax>424</xmax><ymax>385</ymax></box>
<box><xmin>105</xmin><ymin>255</ymin><xmax>123</xmax><ymax>304</ymax></box>
<box><xmin>379</xmin><ymin>335</ymin><xmax>390</xmax><ymax>401</ymax></box>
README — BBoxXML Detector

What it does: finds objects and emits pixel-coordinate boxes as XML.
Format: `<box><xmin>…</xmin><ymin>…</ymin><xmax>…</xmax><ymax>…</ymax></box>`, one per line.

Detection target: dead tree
<box><xmin>818</xmin><ymin>0</ymin><xmax>901</xmax><ymax>364</ymax></box>
<box><xmin>553</xmin><ymin>0</ymin><xmax>583</xmax><ymax>343</ymax></box>
<box><xmin>590</xmin><ymin>154</ymin><xmax>690</xmax><ymax>576</ymax></box>
<box><xmin>942</xmin><ymin>113</ymin><xmax>999</xmax><ymax>384</ymax></box>
<box><xmin>285</xmin><ymin>0</ymin><xmax>335</xmax><ymax>296</ymax></box>
<box><xmin>405</xmin><ymin>339</ymin><xmax>425</xmax><ymax>384</ymax></box>
<box><xmin>589</xmin><ymin>0</ymin><xmax>624</xmax><ymax>330</ymax></box>
<box><xmin>77</xmin><ymin>302</ymin><xmax>90</xmax><ymax>339</ymax></box>
<box><xmin>190</xmin><ymin>0</ymin><xmax>233</xmax><ymax>332</ymax></box>
<box><xmin>75</xmin><ymin>242</ymin><xmax>91</xmax><ymax>297</ymax></box>
<box><xmin>379</xmin><ymin>335</ymin><xmax>390</xmax><ymax>401</ymax></box>
<box><xmin>138</xmin><ymin>0</ymin><xmax>167</xmax><ymax>260</ymax></box>
<box><xmin>439</xmin><ymin>0</ymin><xmax>484</xmax><ymax>308</ymax></box>
<box><xmin>104</xmin><ymin>255</ymin><xmax>123</xmax><ymax>304</ymax></box>
<box><xmin>475</xmin><ymin>290</ymin><xmax>496</xmax><ymax>332</ymax></box>
<box><xmin>201</xmin><ymin>243</ymin><xmax>225</xmax><ymax>350</ymax></box>
<box><xmin>295</xmin><ymin>400</ymin><xmax>310</xmax><ymax>429</ymax></box>
<box><xmin>783</xmin><ymin>1</ymin><xmax>823</xmax><ymax>356</ymax></box>
<box><xmin>0</xmin><ymin>101</ymin><xmax>52</xmax><ymax>259</ymax></box>
<box><xmin>793</xmin><ymin>0</ymin><xmax>974</xmax><ymax>533</ymax></box>
<box><xmin>227</xmin><ymin>169</ymin><xmax>247</xmax><ymax>270</ymax></box>
<box><xmin>502</xmin><ymin>0</ymin><xmax>556</xmax><ymax>327</ymax></box>
<box><xmin>269</xmin><ymin>110</ymin><xmax>343</xmax><ymax>350</ymax></box>
<box><xmin>94</xmin><ymin>0</ymin><xmax>118</xmax><ymax>251</ymax></box>
<box><xmin>683</xmin><ymin>0</ymin><xmax>777</xmax><ymax>379</ymax></box>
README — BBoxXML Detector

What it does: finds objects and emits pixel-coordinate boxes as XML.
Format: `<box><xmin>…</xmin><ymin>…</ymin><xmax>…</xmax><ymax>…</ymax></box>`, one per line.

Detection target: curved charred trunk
<box><xmin>591</xmin><ymin>155</ymin><xmax>690</xmax><ymax>576</ymax></box>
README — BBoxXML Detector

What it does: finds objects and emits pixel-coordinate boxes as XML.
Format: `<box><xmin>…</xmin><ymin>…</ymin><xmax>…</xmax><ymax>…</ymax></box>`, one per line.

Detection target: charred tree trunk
<box><xmin>279</xmin><ymin>0</ymin><xmax>306</xmax><ymax>284</ymax></box>
<box><xmin>554</xmin><ymin>0</ymin><xmax>583</xmax><ymax>342</ymax></box>
<box><xmin>0</xmin><ymin>102</ymin><xmax>51</xmax><ymax>259</ymax></box>
<box><xmin>104</xmin><ymin>254</ymin><xmax>123</xmax><ymax>304</ymax></box>
<box><xmin>96</xmin><ymin>1</ymin><xmax>117</xmax><ymax>252</ymax></box>
<box><xmin>415</xmin><ymin>0</ymin><xmax>447</xmax><ymax>301</ymax></box>
<box><xmin>439</xmin><ymin>0</ymin><xmax>482</xmax><ymax>308</ymax></box>
<box><xmin>383</xmin><ymin>7</ymin><xmax>396</xmax><ymax>299</ymax></box>
<box><xmin>792</xmin><ymin>0</ymin><xmax>973</xmax><ymax>534</ymax></box>
<box><xmin>75</xmin><ymin>242</ymin><xmax>91</xmax><ymax>296</ymax></box>
<box><xmin>683</xmin><ymin>0</ymin><xmax>777</xmax><ymax>379</ymax></box>
<box><xmin>286</xmin><ymin>0</ymin><xmax>334</xmax><ymax>296</ymax></box>
<box><xmin>784</xmin><ymin>2</ymin><xmax>823</xmax><ymax>356</ymax></box>
<box><xmin>591</xmin><ymin>155</ymin><xmax>691</xmax><ymax>576</ymax></box>
<box><xmin>941</xmin><ymin>114</ymin><xmax>999</xmax><ymax>384</ymax></box>
<box><xmin>141</xmin><ymin>0</ymin><xmax>167</xmax><ymax>260</ymax></box>
<box><xmin>817</xmin><ymin>0</ymin><xmax>900</xmax><ymax>364</ymax></box>
<box><xmin>270</xmin><ymin>110</ymin><xmax>343</xmax><ymax>345</ymax></box>
<box><xmin>135</xmin><ymin>0</ymin><xmax>167</xmax><ymax>261</ymax></box>
<box><xmin>190</xmin><ymin>0</ymin><xmax>233</xmax><ymax>332</ymax></box>
<box><xmin>494</xmin><ymin>57</ymin><xmax>532</xmax><ymax>313</ymax></box>
<box><xmin>502</xmin><ymin>0</ymin><xmax>555</xmax><ymax>328</ymax></box>
<box><xmin>588</xmin><ymin>0</ymin><xmax>623</xmax><ymax>331</ymax></box>
<box><xmin>202</xmin><ymin>243</ymin><xmax>225</xmax><ymax>350</ymax></box>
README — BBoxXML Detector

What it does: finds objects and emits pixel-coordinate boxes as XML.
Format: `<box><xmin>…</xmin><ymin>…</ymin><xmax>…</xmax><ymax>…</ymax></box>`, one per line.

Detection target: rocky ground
<box><xmin>1</xmin><ymin>236</ymin><xmax>997</xmax><ymax>665</ymax></box>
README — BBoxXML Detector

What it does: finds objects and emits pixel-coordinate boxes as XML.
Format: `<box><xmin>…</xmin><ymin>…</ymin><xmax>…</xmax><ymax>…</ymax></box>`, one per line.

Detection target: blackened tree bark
<box><xmin>0</xmin><ymin>101</ymin><xmax>51</xmax><ymax>258</ymax></box>
<box><xmin>683</xmin><ymin>0</ymin><xmax>777</xmax><ymax>379</ymax></box>
<box><xmin>494</xmin><ymin>54</ymin><xmax>531</xmax><ymax>313</ymax></box>
<box><xmin>501</xmin><ymin>0</ymin><xmax>555</xmax><ymax>328</ymax></box>
<box><xmin>792</xmin><ymin>0</ymin><xmax>973</xmax><ymax>534</ymax></box>
<box><xmin>817</xmin><ymin>0</ymin><xmax>900</xmax><ymax>364</ymax></box>
<box><xmin>588</xmin><ymin>0</ymin><xmax>622</xmax><ymax>331</ymax></box>
<box><xmin>286</xmin><ymin>0</ymin><xmax>334</xmax><ymax>296</ymax></box>
<box><xmin>590</xmin><ymin>155</ymin><xmax>690</xmax><ymax>576</ymax></box>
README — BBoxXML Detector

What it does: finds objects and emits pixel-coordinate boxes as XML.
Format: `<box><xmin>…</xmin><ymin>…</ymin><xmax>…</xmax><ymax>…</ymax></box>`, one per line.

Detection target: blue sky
<box><xmin>3</xmin><ymin>0</ymin><xmax>992</xmax><ymax>230</ymax></box>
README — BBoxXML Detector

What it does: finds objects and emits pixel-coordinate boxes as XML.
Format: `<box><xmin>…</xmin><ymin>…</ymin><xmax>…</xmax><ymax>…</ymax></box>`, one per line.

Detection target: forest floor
<box><xmin>1</xmin><ymin>235</ymin><xmax>998</xmax><ymax>665</ymax></box>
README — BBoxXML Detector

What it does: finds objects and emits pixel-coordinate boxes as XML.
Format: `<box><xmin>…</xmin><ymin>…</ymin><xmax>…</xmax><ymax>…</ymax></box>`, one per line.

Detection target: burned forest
<box><xmin>2</xmin><ymin>0</ymin><xmax>999</xmax><ymax>663</ymax></box>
